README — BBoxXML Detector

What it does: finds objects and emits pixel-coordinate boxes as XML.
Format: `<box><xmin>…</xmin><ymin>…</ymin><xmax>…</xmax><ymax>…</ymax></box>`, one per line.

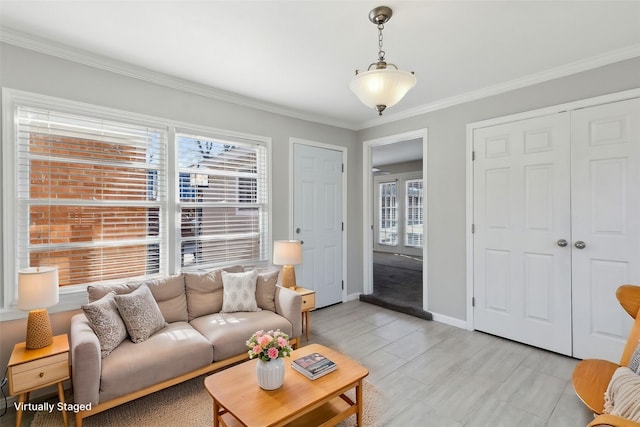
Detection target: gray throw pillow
<box><xmin>628</xmin><ymin>341</ymin><xmax>640</xmax><ymax>374</ymax></box>
<box><xmin>115</xmin><ymin>284</ymin><xmax>167</xmax><ymax>343</ymax></box>
<box><xmin>221</xmin><ymin>270</ymin><xmax>261</xmax><ymax>313</ymax></box>
<box><xmin>82</xmin><ymin>291</ymin><xmax>128</xmax><ymax>358</ymax></box>
<box><xmin>255</xmin><ymin>270</ymin><xmax>279</xmax><ymax>312</ymax></box>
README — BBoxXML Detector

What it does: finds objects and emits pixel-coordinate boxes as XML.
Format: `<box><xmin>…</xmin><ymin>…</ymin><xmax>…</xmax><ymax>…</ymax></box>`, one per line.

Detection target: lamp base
<box><xmin>25</xmin><ymin>308</ymin><xmax>53</xmax><ymax>350</ymax></box>
<box><xmin>281</xmin><ymin>265</ymin><xmax>297</xmax><ymax>288</ymax></box>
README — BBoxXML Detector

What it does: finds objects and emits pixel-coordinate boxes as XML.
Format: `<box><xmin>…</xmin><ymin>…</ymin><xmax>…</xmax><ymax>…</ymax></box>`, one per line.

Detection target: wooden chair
<box><xmin>572</xmin><ymin>284</ymin><xmax>640</xmax><ymax>427</ymax></box>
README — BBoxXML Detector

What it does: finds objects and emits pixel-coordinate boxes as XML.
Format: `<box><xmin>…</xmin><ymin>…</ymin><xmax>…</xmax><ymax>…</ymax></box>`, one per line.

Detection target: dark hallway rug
<box><xmin>360</xmin><ymin>252</ymin><xmax>432</xmax><ymax>321</ymax></box>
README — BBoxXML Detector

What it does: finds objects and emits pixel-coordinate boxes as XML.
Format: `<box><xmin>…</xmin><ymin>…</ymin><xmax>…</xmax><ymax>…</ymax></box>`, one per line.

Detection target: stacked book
<box><xmin>291</xmin><ymin>353</ymin><xmax>337</xmax><ymax>380</ymax></box>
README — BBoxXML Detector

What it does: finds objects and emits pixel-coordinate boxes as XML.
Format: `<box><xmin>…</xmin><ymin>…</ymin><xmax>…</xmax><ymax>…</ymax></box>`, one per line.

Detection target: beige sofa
<box><xmin>70</xmin><ymin>266</ymin><xmax>302</xmax><ymax>427</ymax></box>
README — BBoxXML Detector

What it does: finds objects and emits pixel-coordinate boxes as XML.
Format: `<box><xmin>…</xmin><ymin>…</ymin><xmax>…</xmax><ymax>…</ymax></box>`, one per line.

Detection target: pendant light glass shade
<box><xmin>350</xmin><ymin>68</ymin><xmax>416</xmax><ymax>112</ymax></box>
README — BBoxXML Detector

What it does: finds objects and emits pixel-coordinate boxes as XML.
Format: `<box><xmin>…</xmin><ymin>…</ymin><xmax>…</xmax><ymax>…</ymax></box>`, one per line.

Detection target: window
<box><xmin>405</xmin><ymin>179</ymin><xmax>424</xmax><ymax>247</ymax></box>
<box><xmin>378</xmin><ymin>182</ymin><xmax>398</xmax><ymax>246</ymax></box>
<box><xmin>14</xmin><ymin>106</ymin><xmax>167</xmax><ymax>287</ymax></box>
<box><xmin>2</xmin><ymin>90</ymin><xmax>272</xmax><ymax>317</ymax></box>
<box><xmin>176</xmin><ymin>133</ymin><xmax>268</xmax><ymax>268</ymax></box>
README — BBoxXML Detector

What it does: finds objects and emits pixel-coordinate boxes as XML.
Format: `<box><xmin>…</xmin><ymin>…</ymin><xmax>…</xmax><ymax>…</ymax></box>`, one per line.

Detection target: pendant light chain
<box><xmin>377</xmin><ymin>23</ymin><xmax>386</xmax><ymax>62</ymax></box>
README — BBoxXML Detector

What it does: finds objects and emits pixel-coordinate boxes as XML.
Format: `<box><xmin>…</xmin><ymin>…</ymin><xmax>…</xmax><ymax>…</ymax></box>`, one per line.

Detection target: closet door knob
<box><xmin>575</xmin><ymin>241</ymin><xmax>586</xmax><ymax>250</ymax></box>
<box><xmin>557</xmin><ymin>239</ymin><xmax>568</xmax><ymax>247</ymax></box>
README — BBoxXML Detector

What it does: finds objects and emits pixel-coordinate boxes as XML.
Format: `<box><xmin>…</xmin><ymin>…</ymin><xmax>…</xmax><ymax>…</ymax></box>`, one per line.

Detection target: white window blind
<box><xmin>378</xmin><ymin>181</ymin><xmax>398</xmax><ymax>246</ymax></box>
<box><xmin>15</xmin><ymin>106</ymin><xmax>167</xmax><ymax>287</ymax></box>
<box><xmin>405</xmin><ymin>179</ymin><xmax>424</xmax><ymax>247</ymax></box>
<box><xmin>177</xmin><ymin>132</ymin><xmax>268</xmax><ymax>268</ymax></box>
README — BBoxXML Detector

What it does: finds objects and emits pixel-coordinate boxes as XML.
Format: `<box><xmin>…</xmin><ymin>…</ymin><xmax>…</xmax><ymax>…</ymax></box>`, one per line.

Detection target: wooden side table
<box><xmin>292</xmin><ymin>286</ymin><xmax>316</xmax><ymax>341</ymax></box>
<box><xmin>8</xmin><ymin>334</ymin><xmax>70</xmax><ymax>427</ymax></box>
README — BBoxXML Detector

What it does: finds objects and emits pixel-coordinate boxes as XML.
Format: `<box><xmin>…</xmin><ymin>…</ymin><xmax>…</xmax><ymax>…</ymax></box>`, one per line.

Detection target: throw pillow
<box><xmin>82</xmin><ymin>291</ymin><xmax>128</xmax><ymax>358</ymax></box>
<box><xmin>221</xmin><ymin>270</ymin><xmax>261</xmax><ymax>313</ymax></box>
<box><xmin>115</xmin><ymin>285</ymin><xmax>167</xmax><ymax>343</ymax></box>
<box><xmin>628</xmin><ymin>341</ymin><xmax>640</xmax><ymax>374</ymax></box>
<box><xmin>184</xmin><ymin>265</ymin><xmax>244</xmax><ymax>320</ymax></box>
<box><xmin>255</xmin><ymin>270</ymin><xmax>279</xmax><ymax>312</ymax></box>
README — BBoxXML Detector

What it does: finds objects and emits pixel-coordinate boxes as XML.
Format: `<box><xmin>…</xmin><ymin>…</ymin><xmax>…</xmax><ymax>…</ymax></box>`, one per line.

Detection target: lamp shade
<box><xmin>350</xmin><ymin>68</ymin><xmax>416</xmax><ymax>110</ymax></box>
<box><xmin>18</xmin><ymin>266</ymin><xmax>59</xmax><ymax>310</ymax></box>
<box><xmin>273</xmin><ymin>240</ymin><xmax>302</xmax><ymax>266</ymax></box>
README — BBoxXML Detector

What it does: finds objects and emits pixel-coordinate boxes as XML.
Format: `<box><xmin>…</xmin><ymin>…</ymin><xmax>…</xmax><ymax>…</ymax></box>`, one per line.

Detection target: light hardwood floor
<box><xmin>307</xmin><ymin>299</ymin><xmax>595</xmax><ymax>426</ymax></box>
<box><xmin>3</xmin><ymin>299</ymin><xmax>595</xmax><ymax>426</ymax></box>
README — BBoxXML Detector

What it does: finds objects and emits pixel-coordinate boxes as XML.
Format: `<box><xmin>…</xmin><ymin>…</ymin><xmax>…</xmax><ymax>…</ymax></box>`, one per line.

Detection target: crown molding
<box><xmin>0</xmin><ymin>28</ymin><xmax>359</xmax><ymax>131</ymax></box>
<box><xmin>357</xmin><ymin>44</ymin><xmax>640</xmax><ymax>130</ymax></box>
<box><xmin>3</xmin><ymin>27</ymin><xmax>638</xmax><ymax>132</ymax></box>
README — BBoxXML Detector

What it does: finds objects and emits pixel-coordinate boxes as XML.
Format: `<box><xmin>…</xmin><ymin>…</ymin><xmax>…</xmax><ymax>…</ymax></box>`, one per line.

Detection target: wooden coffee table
<box><xmin>204</xmin><ymin>343</ymin><xmax>369</xmax><ymax>426</ymax></box>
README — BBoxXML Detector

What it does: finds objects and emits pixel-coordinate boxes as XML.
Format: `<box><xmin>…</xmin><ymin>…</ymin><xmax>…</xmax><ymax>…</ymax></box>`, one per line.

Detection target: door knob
<box><xmin>557</xmin><ymin>239</ymin><xmax>568</xmax><ymax>247</ymax></box>
<box><xmin>296</xmin><ymin>228</ymin><xmax>301</xmax><ymax>234</ymax></box>
<box><xmin>575</xmin><ymin>241</ymin><xmax>586</xmax><ymax>249</ymax></box>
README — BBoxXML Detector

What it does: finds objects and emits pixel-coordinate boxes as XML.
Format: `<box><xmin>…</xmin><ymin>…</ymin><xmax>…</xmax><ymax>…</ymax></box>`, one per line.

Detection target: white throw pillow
<box><xmin>221</xmin><ymin>270</ymin><xmax>261</xmax><ymax>313</ymax></box>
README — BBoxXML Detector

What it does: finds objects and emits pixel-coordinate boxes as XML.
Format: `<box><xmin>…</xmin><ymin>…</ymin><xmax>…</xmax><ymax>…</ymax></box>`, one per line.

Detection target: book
<box><xmin>291</xmin><ymin>352</ymin><xmax>337</xmax><ymax>380</ymax></box>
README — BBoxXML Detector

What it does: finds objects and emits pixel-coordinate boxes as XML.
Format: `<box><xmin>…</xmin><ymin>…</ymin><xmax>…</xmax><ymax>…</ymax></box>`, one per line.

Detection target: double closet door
<box><xmin>473</xmin><ymin>97</ymin><xmax>640</xmax><ymax>361</ymax></box>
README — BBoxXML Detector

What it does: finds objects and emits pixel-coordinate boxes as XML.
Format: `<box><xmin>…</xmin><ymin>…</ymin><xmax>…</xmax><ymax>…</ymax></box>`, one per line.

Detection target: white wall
<box><xmin>358</xmin><ymin>57</ymin><xmax>640</xmax><ymax>322</ymax></box>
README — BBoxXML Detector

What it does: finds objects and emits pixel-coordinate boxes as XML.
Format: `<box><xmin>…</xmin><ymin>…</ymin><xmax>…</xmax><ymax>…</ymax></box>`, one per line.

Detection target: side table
<box><xmin>8</xmin><ymin>334</ymin><xmax>70</xmax><ymax>427</ymax></box>
<box><xmin>291</xmin><ymin>286</ymin><xmax>316</xmax><ymax>341</ymax></box>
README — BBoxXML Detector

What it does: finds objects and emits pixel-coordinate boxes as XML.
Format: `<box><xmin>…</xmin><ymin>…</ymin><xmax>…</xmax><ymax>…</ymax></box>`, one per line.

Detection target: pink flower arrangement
<box><xmin>246</xmin><ymin>329</ymin><xmax>292</xmax><ymax>362</ymax></box>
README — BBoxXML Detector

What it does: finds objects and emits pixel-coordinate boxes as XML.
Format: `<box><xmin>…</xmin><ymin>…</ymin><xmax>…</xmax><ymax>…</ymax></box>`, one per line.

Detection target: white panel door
<box><xmin>473</xmin><ymin>113</ymin><xmax>573</xmax><ymax>355</ymax></box>
<box><xmin>571</xmin><ymin>98</ymin><xmax>640</xmax><ymax>361</ymax></box>
<box><xmin>293</xmin><ymin>144</ymin><xmax>343</xmax><ymax>308</ymax></box>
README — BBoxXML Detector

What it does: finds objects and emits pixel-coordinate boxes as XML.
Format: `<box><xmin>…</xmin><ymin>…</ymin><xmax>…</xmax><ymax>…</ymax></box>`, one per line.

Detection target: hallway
<box><xmin>360</xmin><ymin>251</ymin><xmax>431</xmax><ymax>320</ymax></box>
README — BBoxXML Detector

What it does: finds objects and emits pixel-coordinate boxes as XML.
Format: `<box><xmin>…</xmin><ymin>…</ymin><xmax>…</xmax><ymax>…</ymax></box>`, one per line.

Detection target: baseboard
<box><xmin>345</xmin><ymin>292</ymin><xmax>360</xmax><ymax>302</ymax></box>
<box><xmin>430</xmin><ymin>311</ymin><xmax>470</xmax><ymax>330</ymax></box>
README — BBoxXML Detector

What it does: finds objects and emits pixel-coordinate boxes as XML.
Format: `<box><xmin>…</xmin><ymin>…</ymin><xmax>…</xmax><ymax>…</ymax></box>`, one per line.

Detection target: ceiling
<box><xmin>1</xmin><ymin>1</ymin><xmax>639</xmax><ymax>130</ymax></box>
<box><xmin>372</xmin><ymin>138</ymin><xmax>422</xmax><ymax>167</ymax></box>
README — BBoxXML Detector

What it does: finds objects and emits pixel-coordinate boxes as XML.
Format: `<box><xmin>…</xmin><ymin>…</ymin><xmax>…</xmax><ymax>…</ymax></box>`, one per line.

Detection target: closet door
<box><xmin>571</xmin><ymin>98</ymin><xmax>640</xmax><ymax>361</ymax></box>
<box><xmin>473</xmin><ymin>113</ymin><xmax>573</xmax><ymax>355</ymax></box>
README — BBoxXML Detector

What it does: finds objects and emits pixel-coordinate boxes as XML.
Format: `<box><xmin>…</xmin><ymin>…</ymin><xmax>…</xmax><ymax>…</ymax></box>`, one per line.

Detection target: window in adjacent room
<box><xmin>405</xmin><ymin>178</ymin><xmax>424</xmax><ymax>247</ymax></box>
<box><xmin>378</xmin><ymin>181</ymin><xmax>398</xmax><ymax>246</ymax></box>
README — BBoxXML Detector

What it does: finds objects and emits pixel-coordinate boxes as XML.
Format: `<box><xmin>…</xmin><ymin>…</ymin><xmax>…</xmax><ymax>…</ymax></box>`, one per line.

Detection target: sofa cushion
<box><xmin>88</xmin><ymin>282</ymin><xmax>141</xmax><ymax>303</ymax></box>
<box><xmin>255</xmin><ymin>270</ymin><xmax>279</xmax><ymax>312</ymax></box>
<box><xmin>221</xmin><ymin>270</ymin><xmax>261</xmax><ymax>313</ymax></box>
<box><xmin>129</xmin><ymin>275</ymin><xmax>187</xmax><ymax>323</ymax></box>
<box><xmin>115</xmin><ymin>285</ymin><xmax>167</xmax><ymax>343</ymax></box>
<box><xmin>190</xmin><ymin>311</ymin><xmax>293</xmax><ymax>361</ymax></box>
<box><xmin>184</xmin><ymin>266</ymin><xmax>244</xmax><ymax>321</ymax></box>
<box><xmin>81</xmin><ymin>291</ymin><xmax>128</xmax><ymax>359</ymax></box>
<box><xmin>98</xmin><ymin>322</ymin><xmax>213</xmax><ymax>403</ymax></box>
<box><xmin>88</xmin><ymin>275</ymin><xmax>187</xmax><ymax>323</ymax></box>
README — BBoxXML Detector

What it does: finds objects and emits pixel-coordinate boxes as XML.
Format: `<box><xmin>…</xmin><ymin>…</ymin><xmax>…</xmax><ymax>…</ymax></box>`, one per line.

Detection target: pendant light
<box><xmin>350</xmin><ymin>6</ymin><xmax>416</xmax><ymax>116</ymax></box>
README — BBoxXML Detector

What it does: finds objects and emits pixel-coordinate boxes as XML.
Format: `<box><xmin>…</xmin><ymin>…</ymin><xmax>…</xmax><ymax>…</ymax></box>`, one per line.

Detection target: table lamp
<box><xmin>273</xmin><ymin>240</ymin><xmax>302</xmax><ymax>288</ymax></box>
<box><xmin>18</xmin><ymin>266</ymin><xmax>59</xmax><ymax>349</ymax></box>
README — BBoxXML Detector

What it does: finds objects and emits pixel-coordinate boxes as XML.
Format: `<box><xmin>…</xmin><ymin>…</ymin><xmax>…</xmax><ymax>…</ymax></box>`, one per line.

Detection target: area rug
<box><xmin>31</xmin><ymin>374</ymin><xmax>386</xmax><ymax>427</ymax></box>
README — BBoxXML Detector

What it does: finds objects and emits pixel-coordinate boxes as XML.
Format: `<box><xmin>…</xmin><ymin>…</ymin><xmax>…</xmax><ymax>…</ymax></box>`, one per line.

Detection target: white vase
<box><xmin>256</xmin><ymin>358</ymin><xmax>285</xmax><ymax>390</ymax></box>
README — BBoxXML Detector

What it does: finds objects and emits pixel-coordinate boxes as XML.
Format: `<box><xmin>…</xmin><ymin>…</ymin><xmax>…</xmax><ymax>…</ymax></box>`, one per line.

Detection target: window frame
<box><xmin>1</xmin><ymin>89</ymin><xmax>272</xmax><ymax>320</ymax></box>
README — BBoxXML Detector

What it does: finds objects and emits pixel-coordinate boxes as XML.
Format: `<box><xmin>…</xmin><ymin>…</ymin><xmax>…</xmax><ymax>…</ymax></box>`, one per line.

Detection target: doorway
<box><xmin>361</xmin><ymin>130</ymin><xmax>430</xmax><ymax>319</ymax></box>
